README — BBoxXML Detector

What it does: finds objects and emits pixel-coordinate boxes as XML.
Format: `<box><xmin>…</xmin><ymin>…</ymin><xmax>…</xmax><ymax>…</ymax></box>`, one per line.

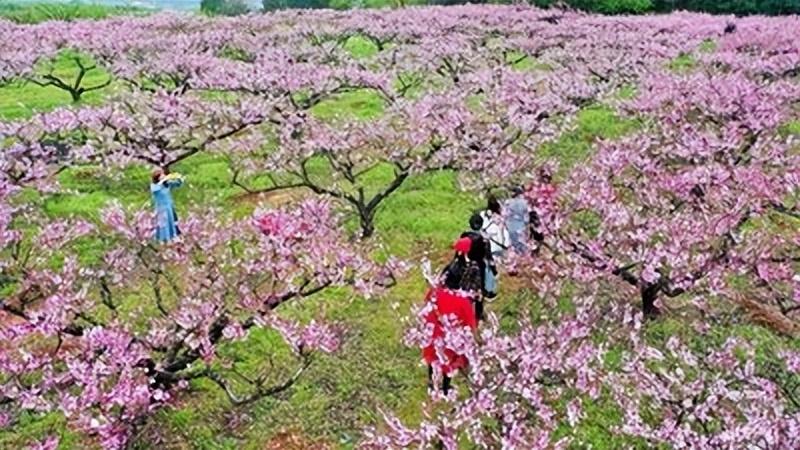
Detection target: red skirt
<box><xmin>421</xmin><ymin>287</ymin><xmax>475</xmax><ymax>375</ymax></box>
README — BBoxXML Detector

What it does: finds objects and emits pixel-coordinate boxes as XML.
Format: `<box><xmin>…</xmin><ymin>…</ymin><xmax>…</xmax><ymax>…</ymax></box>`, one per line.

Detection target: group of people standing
<box><xmin>422</xmin><ymin>181</ymin><xmax>550</xmax><ymax>394</ymax></box>
<box><xmin>149</xmin><ymin>164</ymin><xmax>553</xmax><ymax>397</ymax></box>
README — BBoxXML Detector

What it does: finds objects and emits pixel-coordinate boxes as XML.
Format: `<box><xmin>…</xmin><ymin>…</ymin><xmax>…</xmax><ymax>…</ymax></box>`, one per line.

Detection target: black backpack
<box><xmin>442</xmin><ymin>256</ymin><xmax>480</xmax><ymax>293</ymax></box>
<box><xmin>460</xmin><ymin>260</ymin><xmax>482</xmax><ymax>293</ymax></box>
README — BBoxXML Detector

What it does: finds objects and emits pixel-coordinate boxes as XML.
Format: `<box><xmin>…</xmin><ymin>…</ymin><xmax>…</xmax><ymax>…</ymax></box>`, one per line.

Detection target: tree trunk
<box><xmin>640</xmin><ymin>282</ymin><xmax>661</xmax><ymax>318</ymax></box>
<box><xmin>359</xmin><ymin>207</ymin><xmax>376</xmax><ymax>239</ymax></box>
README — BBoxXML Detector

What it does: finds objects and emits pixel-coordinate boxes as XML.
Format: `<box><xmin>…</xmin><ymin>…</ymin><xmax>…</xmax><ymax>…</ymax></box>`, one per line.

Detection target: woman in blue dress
<box><xmin>151</xmin><ymin>168</ymin><xmax>183</xmax><ymax>243</ymax></box>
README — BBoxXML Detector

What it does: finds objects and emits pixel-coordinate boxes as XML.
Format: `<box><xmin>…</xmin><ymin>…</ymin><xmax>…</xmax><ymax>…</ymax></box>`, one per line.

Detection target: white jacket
<box><xmin>480</xmin><ymin>211</ymin><xmax>510</xmax><ymax>256</ymax></box>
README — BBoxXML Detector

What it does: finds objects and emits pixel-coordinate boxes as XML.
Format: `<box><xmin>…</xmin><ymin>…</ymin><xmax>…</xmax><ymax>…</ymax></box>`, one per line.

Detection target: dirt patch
<box><xmin>736</xmin><ymin>296</ymin><xmax>800</xmax><ymax>338</ymax></box>
<box><xmin>500</xmin><ymin>270</ymin><xmax>535</xmax><ymax>293</ymax></box>
<box><xmin>263</xmin><ymin>430</ymin><xmax>333</xmax><ymax>450</ymax></box>
<box><xmin>233</xmin><ymin>188</ymin><xmax>307</xmax><ymax>208</ymax></box>
<box><xmin>0</xmin><ymin>310</ymin><xmax>22</xmax><ymax>327</ymax></box>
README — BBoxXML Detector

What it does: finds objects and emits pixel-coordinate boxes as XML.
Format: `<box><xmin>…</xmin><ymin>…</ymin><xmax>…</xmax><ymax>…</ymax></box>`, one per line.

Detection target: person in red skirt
<box><xmin>422</xmin><ymin>237</ymin><xmax>481</xmax><ymax>394</ymax></box>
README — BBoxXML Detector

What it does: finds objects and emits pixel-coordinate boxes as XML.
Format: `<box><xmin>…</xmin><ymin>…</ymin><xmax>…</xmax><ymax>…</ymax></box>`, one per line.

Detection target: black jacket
<box><xmin>460</xmin><ymin>230</ymin><xmax>494</xmax><ymax>272</ymax></box>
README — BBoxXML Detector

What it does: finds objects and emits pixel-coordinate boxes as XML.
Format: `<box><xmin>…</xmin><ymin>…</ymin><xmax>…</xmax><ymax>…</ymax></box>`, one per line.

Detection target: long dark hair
<box><xmin>442</xmin><ymin>253</ymin><xmax>468</xmax><ymax>290</ymax></box>
<box><xmin>487</xmin><ymin>194</ymin><xmax>501</xmax><ymax>214</ymax></box>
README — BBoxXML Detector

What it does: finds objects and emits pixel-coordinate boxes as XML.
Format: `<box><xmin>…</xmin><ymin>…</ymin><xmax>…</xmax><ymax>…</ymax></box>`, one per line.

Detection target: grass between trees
<box><xmin>0</xmin><ymin>2</ymin><xmax>147</xmax><ymax>24</ymax></box>
<box><xmin>1</xmin><ymin>27</ymin><xmax>799</xmax><ymax>450</ymax></box>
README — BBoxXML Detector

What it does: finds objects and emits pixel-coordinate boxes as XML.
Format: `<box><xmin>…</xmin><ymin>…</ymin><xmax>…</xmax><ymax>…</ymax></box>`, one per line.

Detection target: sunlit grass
<box><xmin>539</xmin><ymin>105</ymin><xmax>639</xmax><ymax>174</ymax></box>
<box><xmin>0</xmin><ymin>51</ymin><xmax>115</xmax><ymax>120</ymax></box>
<box><xmin>0</xmin><ymin>1</ymin><xmax>147</xmax><ymax>24</ymax></box>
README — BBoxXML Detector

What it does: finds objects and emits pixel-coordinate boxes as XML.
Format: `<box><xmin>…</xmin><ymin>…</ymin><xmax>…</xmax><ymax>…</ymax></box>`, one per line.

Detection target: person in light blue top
<box><xmin>505</xmin><ymin>186</ymin><xmax>530</xmax><ymax>254</ymax></box>
<box><xmin>150</xmin><ymin>168</ymin><xmax>184</xmax><ymax>243</ymax></box>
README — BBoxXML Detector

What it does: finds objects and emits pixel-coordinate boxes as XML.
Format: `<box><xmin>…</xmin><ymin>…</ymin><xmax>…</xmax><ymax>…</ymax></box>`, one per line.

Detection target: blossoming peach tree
<box><xmin>1</xmin><ymin>6</ymin><xmax>799</xmax><ymax>450</ymax></box>
<box><xmin>363</xmin><ymin>13</ymin><xmax>800</xmax><ymax>450</ymax></box>
<box><xmin>0</xmin><ymin>159</ymin><xmax>398</xmax><ymax>448</ymax></box>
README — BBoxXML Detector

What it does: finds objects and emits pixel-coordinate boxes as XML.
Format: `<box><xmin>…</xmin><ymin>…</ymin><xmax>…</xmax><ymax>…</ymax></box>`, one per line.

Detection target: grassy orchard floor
<box><xmin>0</xmin><ymin>2</ymin><xmax>147</xmax><ymax>25</ymax></box>
<box><xmin>2</xmin><ymin>36</ymin><xmax>800</xmax><ymax>449</ymax></box>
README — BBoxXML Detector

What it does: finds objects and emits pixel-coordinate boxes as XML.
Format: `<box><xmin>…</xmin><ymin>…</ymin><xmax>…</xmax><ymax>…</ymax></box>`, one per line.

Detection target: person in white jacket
<box><xmin>480</xmin><ymin>195</ymin><xmax>510</xmax><ymax>261</ymax></box>
<box><xmin>478</xmin><ymin>195</ymin><xmax>509</xmax><ymax>299</ymax></box>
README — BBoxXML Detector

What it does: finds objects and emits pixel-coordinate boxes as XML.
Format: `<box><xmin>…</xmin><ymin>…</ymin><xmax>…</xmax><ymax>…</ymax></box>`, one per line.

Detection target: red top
<box><xmin>453</xmin><ymin>236</ymin><xmax>472</xmax><ymax>254</ymax></box>
<box><xmin>421</xmin><ymin>286</ymin><xmax>477</xmax><ymax>375</ymax></box>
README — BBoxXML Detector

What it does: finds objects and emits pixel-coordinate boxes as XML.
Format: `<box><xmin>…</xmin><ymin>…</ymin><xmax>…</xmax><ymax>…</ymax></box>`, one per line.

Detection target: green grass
<box><xmin>780</xmin><ymin>120</ymin><xmax>800</xmax><ymax>136</ymax></box>
<box><xmin>539</xmin><ymin>105</ymin><xmax>639</xmax><ymax>173</ymax></box>
<box><xmin>505</xmin><ymin>51</ymin><xmax>552</xmax><ymax>71</ymax></box>
<box><xmin>376</xmin><ymin>170</ymin><xmax>480</xmax><ymax>256</ymax></box>
<box><xmin>615</xmin><ymin>84</ymin><xmax>638</xmax><ymax>100</ymax></box>
<box><xmin>0</xmin><ymin>51</ymin><xmax>115</xmax><ymax>120</ymax></box>
<box><xmin>0</xmin><ymin>1</ymin><xmax>147</xmax><ymax>24</ymax></box>
<box><xmin>311</xmin><ymin>89</ymin><xmax>386</xmax><ymax>121</ymax></box>
<box><xmin>343</xmin><ymin>35</ymin><xmax>381</xmax><ymax>59</ymax></box>
<box><xmin>698</xmin><ymin>38</ymin><xmax>717</xmax><ymax>53</ymax></box>
<box><xmin>668</xmin><ymin>52</ymin><xmax>696</xmax><ymax>72</ymax></box>
<box><xmin>0</xmin><ymin>411</ymin><xmax>79</xmax><ymax>450</ymax></box>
